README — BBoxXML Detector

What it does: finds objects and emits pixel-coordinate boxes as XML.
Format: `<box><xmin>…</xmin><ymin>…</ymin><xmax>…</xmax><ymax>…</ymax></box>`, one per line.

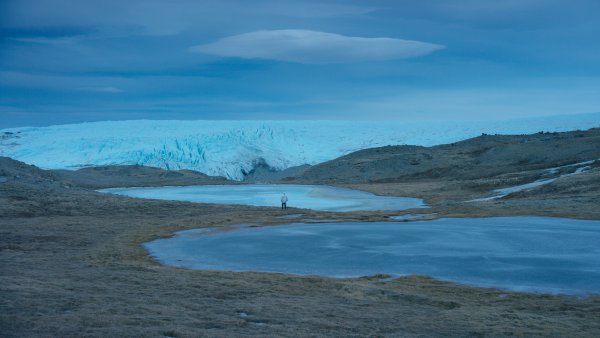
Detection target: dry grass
<box><xmin>2</xmin><ymin>176</ymin><xmax>600</xmax><ymax>337</ymax></box>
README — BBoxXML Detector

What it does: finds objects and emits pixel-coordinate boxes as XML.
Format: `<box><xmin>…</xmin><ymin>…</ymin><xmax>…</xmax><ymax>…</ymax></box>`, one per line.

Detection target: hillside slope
<box><xmin>290</xmin><ymin>128</ymin><xmax>600</xmax><ymax>184</ymax></box>
<box><xmin>0</xmin><ymin>156</ymin><xmax>228</xmax><ymax>190</ymax></box>
<box><xmin>53</xmin><ymin>165</ymin><xmax>228</xmax><ymax>189</ymax></box>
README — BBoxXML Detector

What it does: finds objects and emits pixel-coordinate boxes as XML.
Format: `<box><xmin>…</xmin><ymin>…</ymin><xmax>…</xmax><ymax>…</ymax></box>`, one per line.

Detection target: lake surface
<box><xmin>145</xmin><ymin>217</ymin><xmax>600</xmax><ymax>294</ymax></box>
<box><xmin>101</xmin><ymin>184</ymin><xmax>426</xmax><ymax>211</ymax></box>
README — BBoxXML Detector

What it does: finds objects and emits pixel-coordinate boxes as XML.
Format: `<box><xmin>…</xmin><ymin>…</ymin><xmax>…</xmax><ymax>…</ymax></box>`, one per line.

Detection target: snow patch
<box><xmin>469</xmin><ymin>159</ymin><xmax>597</xmax><ymax>202</ymax></box>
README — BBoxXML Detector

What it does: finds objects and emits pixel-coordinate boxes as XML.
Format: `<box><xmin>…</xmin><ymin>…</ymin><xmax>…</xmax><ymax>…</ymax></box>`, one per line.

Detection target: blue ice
<box><xmin>101</xmin><ymin>184</ymin><xmax>426</xmax><ymax>211</ymax></box>
<box><xmin>145</xmin><ymin>217</ymin><xmax>600</xmax><ymax>295</ymax></box>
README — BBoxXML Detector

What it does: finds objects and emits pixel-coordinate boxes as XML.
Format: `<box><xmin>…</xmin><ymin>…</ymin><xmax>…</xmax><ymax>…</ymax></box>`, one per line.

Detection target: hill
<box><xmin>52</xmin><ymin>165</ymin><xmax>228</xmax><ymax>189</ymax></box>
<box><xmin>289</xmin><ymin>128</ymin><xmax>600</xmax><ymax>184</ymax></box>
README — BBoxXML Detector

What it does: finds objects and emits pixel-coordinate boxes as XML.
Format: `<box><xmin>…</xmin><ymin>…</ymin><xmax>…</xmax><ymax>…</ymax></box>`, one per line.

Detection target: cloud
<box><xmin>76</xmin><ymin>86</ymin><xmax>124</xmax><ymax>93</ymax></box>
<box><xmin>255</xmin><ymin>2</ymin><xmax>374</xmax><ymax>18</ymax></box>
<box><xmin>191</xmin><ymin>30</ymin><xmax>444</xmax><ymax>64</ymax></box>
<box><xmin>0</xmin><ymin>0</ymin><xmax>374</xmax><ymax>38</ymax></box>
<box><xmin>10</xmin><ymin>36</ymin><xmax>83</xmax><ymax>45</ymax></box>
<box><xmin>0</xmin><ymin>71</ymin><xmax>126</xmax><ymax>94</ymax></box>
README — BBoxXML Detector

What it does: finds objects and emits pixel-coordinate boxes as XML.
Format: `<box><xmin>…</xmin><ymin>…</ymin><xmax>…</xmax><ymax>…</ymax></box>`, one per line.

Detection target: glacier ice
<box><xmin>1</xmin><ymin>115</ymin><xmax>599</xmax><ymax>180</ymax></box>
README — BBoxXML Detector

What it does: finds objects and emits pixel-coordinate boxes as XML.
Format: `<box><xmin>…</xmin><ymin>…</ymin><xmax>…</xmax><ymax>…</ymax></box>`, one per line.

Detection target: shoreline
<box><xmin>3</xmin><ymin>154</ymin><xmax>600</xmax><ymax>336</ymax></box>
<box><xmin>140</xmin><ymin>215</ymin><xmax>600</xmax><ymax>297</ymax></box>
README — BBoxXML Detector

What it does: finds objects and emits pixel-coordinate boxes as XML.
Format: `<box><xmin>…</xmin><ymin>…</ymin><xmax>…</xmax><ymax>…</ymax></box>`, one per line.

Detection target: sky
<box><xmin>1</xmin><ymin>0</ymin><xmax>599</xmax><ymax>128</ymax></box>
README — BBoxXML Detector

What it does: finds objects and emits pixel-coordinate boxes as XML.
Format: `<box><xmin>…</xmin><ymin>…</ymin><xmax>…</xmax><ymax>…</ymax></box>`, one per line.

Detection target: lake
<box><xmin>144</xmin><ymin>217</ymin><xmax>600</xmax><ymax>295</ymax></box>
<box><xmin>101</xmin><ymin>184</ymin><xmax>427</xmax><ymax>212</ymax></box>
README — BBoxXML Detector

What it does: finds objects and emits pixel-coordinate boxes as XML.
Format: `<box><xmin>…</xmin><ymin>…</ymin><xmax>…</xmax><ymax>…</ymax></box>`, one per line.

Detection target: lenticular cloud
<box><xmin>191</xmin><ymin>29</ymin><xmax>444</xmax><ymax>64</ymax></box>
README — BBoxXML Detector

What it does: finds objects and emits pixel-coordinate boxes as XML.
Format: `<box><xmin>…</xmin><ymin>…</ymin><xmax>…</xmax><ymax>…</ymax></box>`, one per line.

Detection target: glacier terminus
<box><xmin>1</xmin><ymin>115</ymin><xmax>598</xmax><ymax>180</ymax></box>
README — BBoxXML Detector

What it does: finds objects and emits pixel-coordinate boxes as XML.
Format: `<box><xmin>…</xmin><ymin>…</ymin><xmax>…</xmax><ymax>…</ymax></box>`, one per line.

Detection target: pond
<box><xmin>144</xmin><ymin>217</ymin><xmax>600</xmax><ymax>295</ymax></box>
<box><xmin>101</xmin><ymin>184</ymin><xmax>426</xmax><ymax>212</ymax></box>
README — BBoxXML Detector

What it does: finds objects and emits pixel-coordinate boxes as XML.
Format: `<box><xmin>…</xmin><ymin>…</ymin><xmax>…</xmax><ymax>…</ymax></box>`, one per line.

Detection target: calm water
<box><xmin>101</xmin><ymin>184</ymin><xmax>426</xmax><ymax>211</ymax></box>
<box><xmin>145</xmin><ymin>217</ymin><xmax>600</xmax><ymax>294</ymax></box>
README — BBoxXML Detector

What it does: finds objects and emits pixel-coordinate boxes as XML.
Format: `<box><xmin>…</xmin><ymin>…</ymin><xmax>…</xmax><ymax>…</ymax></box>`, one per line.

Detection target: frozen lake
<box><xmin>101</xmin><ymin>184</ymin><xmax>426</xmax><ymax>212</ymax></box>
<box><xmin>145</xmin><ymin>217</ymin><xmax>600</xmax><ymax>294</ymax></box>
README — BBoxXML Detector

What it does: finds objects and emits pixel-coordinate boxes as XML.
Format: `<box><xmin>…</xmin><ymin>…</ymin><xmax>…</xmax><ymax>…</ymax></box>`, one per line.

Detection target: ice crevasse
<box><xmin>1</xmin><ymin>116</ymin><xmax>598</xmax><ymax>180</ymax></box>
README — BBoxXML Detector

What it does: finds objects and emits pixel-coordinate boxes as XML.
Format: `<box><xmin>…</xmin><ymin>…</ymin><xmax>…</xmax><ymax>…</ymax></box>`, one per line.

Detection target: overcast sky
<box><xmin>1</xmin><ymin>0</ymin><xmax>599</xmax><ymax>127</ymax></box>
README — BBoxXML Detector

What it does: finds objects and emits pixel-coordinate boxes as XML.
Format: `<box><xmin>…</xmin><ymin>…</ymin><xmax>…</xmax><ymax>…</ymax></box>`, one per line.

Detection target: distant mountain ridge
<box><xmin>1</xmin><ymin>114</ymin><xmax>599</xmax><ymax>180</ymax></box>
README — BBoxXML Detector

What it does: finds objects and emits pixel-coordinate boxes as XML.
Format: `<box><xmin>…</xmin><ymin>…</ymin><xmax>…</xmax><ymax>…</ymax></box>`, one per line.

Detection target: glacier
<box><xmin>1</xmin><ymin>114</ymin><xmax>599</xmax><ymax>180</ymax></box>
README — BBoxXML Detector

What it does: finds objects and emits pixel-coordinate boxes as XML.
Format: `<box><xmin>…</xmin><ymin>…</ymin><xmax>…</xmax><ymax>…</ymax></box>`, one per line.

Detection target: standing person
<box><xmin>281</xmin><ymin>193</ymin><xmax>288</xmax><ymax>210</ymax></box>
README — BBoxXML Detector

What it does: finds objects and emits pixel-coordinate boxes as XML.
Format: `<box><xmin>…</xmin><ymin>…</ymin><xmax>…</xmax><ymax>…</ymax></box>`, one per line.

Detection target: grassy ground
<box><xmin>2</xmin><ymin>169</ymin><xmax>600</xmax><ymax>337</ymax></box>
